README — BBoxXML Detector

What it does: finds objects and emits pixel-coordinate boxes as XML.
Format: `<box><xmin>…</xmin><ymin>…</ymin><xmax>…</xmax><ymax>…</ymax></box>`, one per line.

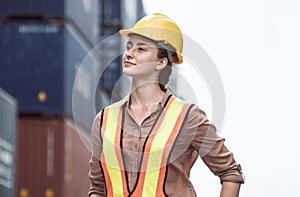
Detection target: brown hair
<box><xmin>156</xmin><ymin>41</ymin><xmax>178</xmax><ymax>91</ymax></box>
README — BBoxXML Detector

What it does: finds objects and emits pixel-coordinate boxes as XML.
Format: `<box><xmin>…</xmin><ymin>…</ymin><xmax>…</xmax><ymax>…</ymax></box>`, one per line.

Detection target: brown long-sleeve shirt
<box><xmin>88</xmin><ymin>91</ymin><xmax>244</xmax><ymax>196</ymax></box>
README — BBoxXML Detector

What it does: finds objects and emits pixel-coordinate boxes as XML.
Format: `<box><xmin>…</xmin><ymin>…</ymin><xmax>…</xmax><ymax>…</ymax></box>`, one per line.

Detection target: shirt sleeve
<box><xmin>88</xmin><ymin>111</ymin><xmax>106</xmax><ymax>196</ymax></box>
<box><xmin>188</xmin><ymin>105</ymin><xmax>245</xmax><ymax>184</ymax></box>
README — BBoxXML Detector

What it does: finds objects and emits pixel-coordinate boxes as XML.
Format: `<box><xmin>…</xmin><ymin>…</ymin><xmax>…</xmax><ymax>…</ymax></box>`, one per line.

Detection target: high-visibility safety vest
<box><xmin>100</xmin><ymin>95</ymin><xmax>192</xmax><ymax>197</ymax></box>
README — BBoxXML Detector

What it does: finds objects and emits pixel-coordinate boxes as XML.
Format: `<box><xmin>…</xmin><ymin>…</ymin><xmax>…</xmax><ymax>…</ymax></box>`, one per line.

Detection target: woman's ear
<box><xmin>156</xmin><ymin>57</ymin><xmax>168</xmax><ymax>70</ymax></box>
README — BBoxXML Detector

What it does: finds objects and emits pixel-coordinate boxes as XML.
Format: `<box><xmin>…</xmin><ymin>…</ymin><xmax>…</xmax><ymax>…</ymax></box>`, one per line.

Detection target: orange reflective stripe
<box><xmin>155</xmin><ymin>103</ymin><xmax>190</xmax><ymax>196</ymax></box>
<box><xmin>114</xmin><ymin>107</ymin><xmax>128</xmax><ymax>196</ymax></box>
<box><xmin>135</xmin><ymin>96</ymin><xmax>176</xmax><ymax>196</ymax></box>
<box><xmin>143</xmin><ymin>98</ymin><xmax>185</xmax><ymax>196</ymax></box>
<box><xmin>100</xmin><ymin>106</ymin><xmax>128</xmax><ymax>197</ymax></box>
<box><xmin>134</xmin><ymin>97</ymin><xmax>188</xmax><ymax>197</ymax></box>
<box><xmin>100</xmin><ymin>108</ymin><xmax>114</xmax><ymax>196</ymax></box>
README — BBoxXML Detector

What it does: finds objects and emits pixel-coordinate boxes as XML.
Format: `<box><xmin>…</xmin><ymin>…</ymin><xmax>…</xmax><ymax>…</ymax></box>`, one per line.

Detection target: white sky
<box><xmin>142</xmin><ymin>0</ymin><xmax>300</xmax><ymax>196</ymax></box>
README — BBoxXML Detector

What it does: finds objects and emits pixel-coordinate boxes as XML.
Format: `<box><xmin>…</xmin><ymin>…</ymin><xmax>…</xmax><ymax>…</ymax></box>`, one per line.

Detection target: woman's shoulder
<box><xmin>186</xmin><ymin>103</ymin><xmax>208</xmax><ymax>122</ymax></box>
<box><xmin>171</xmin><ymin>95</ymin><xmax>209</xmax><ymax>124</ymax></box>
<box><xmin>172</xmin><ymin>95</ymin><xmax>207</xmax><ymax>115</ymax></box>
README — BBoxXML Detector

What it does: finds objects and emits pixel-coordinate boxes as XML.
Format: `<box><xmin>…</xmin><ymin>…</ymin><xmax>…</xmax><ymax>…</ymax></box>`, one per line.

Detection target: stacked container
<box><xmin>0</xmin><ymin>20</ymin><xmax>65</xmax><ymax>116</ymax></box>
<box><xmin>0</xmin><ymin>88</ymin><xmax>17</xmax><ymax>197</ymax></box>
<box><xmin>16</xmin><ymin>117</ymin><xmax>91</xmax><ymax>197</ymax></box>
<box><xmin>0</xmin><ymin>0</ymin><xmax>146</xmax><ymax>196</ymax></box>
<box><xmin>0</xmin><ymin>1</ymin><xmax>91</xmax><ymax>197</ymax></box>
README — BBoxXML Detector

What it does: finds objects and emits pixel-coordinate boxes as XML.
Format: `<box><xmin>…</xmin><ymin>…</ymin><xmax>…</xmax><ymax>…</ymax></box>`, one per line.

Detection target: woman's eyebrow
<box><xmin>127</xmin><ymin>41</ymin><xmax>152</xmax><ymax>48</ymax></box>
<box><xmin>126</xmin><ymin>41</ymin><xmax>133</xmax><ymax>46</ymax></box>
<box><xmin>136</xmin><ymin>42</ymin><xmax>150</xmax><ymax>47</ymax></box>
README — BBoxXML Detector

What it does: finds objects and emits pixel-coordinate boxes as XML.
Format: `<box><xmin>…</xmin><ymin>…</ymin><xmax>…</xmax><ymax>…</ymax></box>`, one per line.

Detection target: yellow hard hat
<box><xmin>119</xmin><ymin>13</ymin><xmax>183</xmax><ymax>64</ymax></box>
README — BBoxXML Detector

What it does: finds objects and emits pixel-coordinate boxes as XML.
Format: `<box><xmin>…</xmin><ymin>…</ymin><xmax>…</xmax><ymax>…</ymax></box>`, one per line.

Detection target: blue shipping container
<box><xmin>0</xmin><ymin>21</ymin><xmax>64</xmax><ymax>116</ymax></box>
<box><xmin>0</xmin><ymin>0</ymin><xmax>64</xmax><ymax>19</ymax></box>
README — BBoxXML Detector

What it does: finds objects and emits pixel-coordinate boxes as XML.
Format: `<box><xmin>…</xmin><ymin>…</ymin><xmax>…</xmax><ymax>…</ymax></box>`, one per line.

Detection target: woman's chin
<box><xmin>122</xmin><ymin>67</ymin><xmax>134</xmax><ymax>76</ymax></box>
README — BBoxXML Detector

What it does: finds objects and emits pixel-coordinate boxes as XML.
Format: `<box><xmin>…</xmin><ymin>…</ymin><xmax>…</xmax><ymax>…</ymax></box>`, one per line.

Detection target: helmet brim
<box><xmin>119</xmin><ymin>29</ymin><xmax>131</xmax><ymax>38</ymax></box>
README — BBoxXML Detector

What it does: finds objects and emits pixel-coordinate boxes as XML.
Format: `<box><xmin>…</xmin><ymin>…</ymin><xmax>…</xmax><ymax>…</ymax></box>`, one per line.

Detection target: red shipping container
<box><xmin>16</xmin><ymin>116</ymin><xmax>91</xmax><ymax>197</ymax></box>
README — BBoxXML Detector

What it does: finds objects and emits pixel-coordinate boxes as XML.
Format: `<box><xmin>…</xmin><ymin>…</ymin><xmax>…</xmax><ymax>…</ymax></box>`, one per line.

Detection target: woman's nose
<box><xmin>124</xmin><ymin>48</ymin><xmax>134</xmax><ymax>58</ymax></box>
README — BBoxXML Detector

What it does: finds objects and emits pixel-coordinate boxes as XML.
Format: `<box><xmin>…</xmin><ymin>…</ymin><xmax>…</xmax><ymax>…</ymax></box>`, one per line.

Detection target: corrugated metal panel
<box><xmin>62</xmin><ymin>120</ymin><xmax>91</xmax><ymax>197</ymax></box>
<box><xmin>0</xmin><ymin>0</ymin><xmax>64</xmax><ymax>19</ymax></box>
<box><xmin>16</xmin><ymin>117</ymin><xmax>64</xmax><ymax>197</ymax></box>
<box><xmin>98</xmin><ymin>0</ymin><xmax>122</xmax><ymax>92</ymax></box>
<box><xmin>0</xmin><ymin>21</ymin><xmax>64</xmax><ymax>116</ymax></box>
<box><xmin>65</xmin><ymin>0</ymin><xmax>122</xmax><ymax>46</ymax></box>
<box><xmin>68</xmin><ymin>0</ymin><xmax>124</xmax><ymax>129</ymax></box>
<box><xmin>0</xmin><ymin>88</ymin><xmax>17</xmax><ymax>197</ymax></box>
<box><xmin>63</xmin><ymin>22</ymin><xmax>91</xmax><ymax>119</ymax></box>
<box><xmin>96</xmin><ymin>0</ymin><xmax>122</xmax><ymax>110</ymax></box>
<box><xmin>120</xmin><ymin>0</ymin><xmax>146</xmax><ymax>29</ymax></box>
<box><xmin>100</xmin><ymin>0</ymin><xmax>121</xmax><ymax>33</ymax></box>
<box><xmin>64</xmin><ymin>21</ymin><xmax>101</xmax><ymax>131</ymax></box>
<box><xmin>16</xmin><ymin>117</ymin><xmax>91</xmax><ymax>197</ymax></box>
<box><xmin>65</xmin><ymin>0</ymin><xmax>100</xmax><ymax>46</ymax></box>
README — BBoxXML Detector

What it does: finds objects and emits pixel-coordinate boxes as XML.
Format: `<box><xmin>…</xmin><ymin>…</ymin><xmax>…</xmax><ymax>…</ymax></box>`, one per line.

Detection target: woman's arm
<box><xmin>220</xmin><ymin>181</ymin><xmax>241</xmax><ymax>197</ymax></box>
<box><xmin>88</xmin><ymin>112</ymin><xmax>106</xmax><ymax>197</ymax></box>
<box><xmin>188</xmin><ymin>106</ymin><xmax>245</xmax><ymax>192</ymax></box>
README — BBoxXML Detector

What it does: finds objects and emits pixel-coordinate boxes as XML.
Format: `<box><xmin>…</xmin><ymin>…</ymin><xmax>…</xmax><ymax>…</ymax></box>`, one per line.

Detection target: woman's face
<box><xmin>122</xmin><ymin>35</ymin><xmax>160</xmax><ymax>78</ymax></box>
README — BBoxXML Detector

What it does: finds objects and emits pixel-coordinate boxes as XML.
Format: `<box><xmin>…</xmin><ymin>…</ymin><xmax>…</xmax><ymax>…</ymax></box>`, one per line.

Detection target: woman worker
<box><xmin>88</xmin><ymin>13</ymin><xmax>245</xmax><ymax>197</ymax></box>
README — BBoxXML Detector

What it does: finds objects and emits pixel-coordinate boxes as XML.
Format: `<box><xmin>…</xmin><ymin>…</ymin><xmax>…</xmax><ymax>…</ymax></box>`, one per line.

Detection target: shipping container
<box><xmin>64</xmin><ymin>22</ymin><xmax>91</xmax><ymax>120</ymax></box>
<box><xmin>0</xmin><ymin>0</ymin><xmax>146</xmax><ymax>129</ymax></box>
<box><xmin>65</xmin><ymin>21</ymin><xmax>108</xmax><ymax>131</ymax></box>
<box><xmin>120</xmin><ymin>0</ymin><xmax>146</xmax><ymax>29</ymax></box>
<box><xmin>0</xmin><ymin>0</ymin><xmax>64</xmax><ymax>20</ymax></box>
<box><xmin>65</xmin><ymin>0</ymin><xmax>122</xmax><ymax>46</ymax></box>
<box><xmin>16</xmin><ymin>116</ymin><xmax>91</xmax><ymax>197</ymax></box>
<box><xmin>100</xmin><ymin>0</ymin><xmax>121</xmax><ymax>36</ymax></box>
<box><xmin>0</xmin><ymin>19</ymin><xmax>110</xmax><ymax>128</ymax></box>
<box><xmin>64</xmin><ymin>0</ymin><xmax>100</xmax><ymax>46</ymax></box>
<box><xmin>95</xmin><ymin>0</ymin><xmax>123</xmax><ymax>110</ymax></box>
<box><xmin>96</xmin><ymin>38</ymin><xmax>122</xmax><ymax>106</ymax></box>
<box><xmin>0</xmin><ymin>88</ymin><xmax>17</xmax><ymax>197</ymax></box>
<box><xmin>0</xmin><ymin>21</ymin><xmax>64</xmax><ymax>117</ymax></box>
<box><xmin>67</xmin><ymin>0</ymin><xmax>124</xmax><ymax>130</ymax></box>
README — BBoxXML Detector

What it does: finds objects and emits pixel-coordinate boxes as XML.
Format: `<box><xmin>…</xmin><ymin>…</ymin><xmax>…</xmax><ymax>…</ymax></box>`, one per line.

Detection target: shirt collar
<box><xmin>125</xmin><ymin>89</ymin><xmax>172</xmax><ymax>108</ymax></box>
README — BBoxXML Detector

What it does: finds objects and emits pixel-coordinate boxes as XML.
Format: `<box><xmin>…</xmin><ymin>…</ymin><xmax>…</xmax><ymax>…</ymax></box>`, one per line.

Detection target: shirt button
<box><xmin>132</xmin><ymin>144</ymin><xmax>137</xmax><ymax>150</ymax></box>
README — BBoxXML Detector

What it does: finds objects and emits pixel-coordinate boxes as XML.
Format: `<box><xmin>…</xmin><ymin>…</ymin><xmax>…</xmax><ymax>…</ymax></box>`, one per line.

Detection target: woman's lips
<box><xmin>124</xmin><ymin>61</ymin><xmax>136</xmax><ymax>67</ymax></box>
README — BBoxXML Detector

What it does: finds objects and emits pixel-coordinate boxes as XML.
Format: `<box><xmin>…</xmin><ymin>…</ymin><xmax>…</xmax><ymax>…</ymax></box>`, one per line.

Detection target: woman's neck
<box><xmin>130</xmin><ymin>81</ymin><xmax>164</xmax><ymax>108</ymax></box>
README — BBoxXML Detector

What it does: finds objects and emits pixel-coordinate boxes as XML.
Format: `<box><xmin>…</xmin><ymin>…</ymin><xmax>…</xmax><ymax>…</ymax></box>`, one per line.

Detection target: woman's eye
<box><xmin>125</xmin><ymin>46</ymin><xmax>146</xmax><ymax>52</ymax></box>
<box><xmin>138</xmin><ymin>47</ymin><xmax>146</xmax><ymax>51</ymax></box>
